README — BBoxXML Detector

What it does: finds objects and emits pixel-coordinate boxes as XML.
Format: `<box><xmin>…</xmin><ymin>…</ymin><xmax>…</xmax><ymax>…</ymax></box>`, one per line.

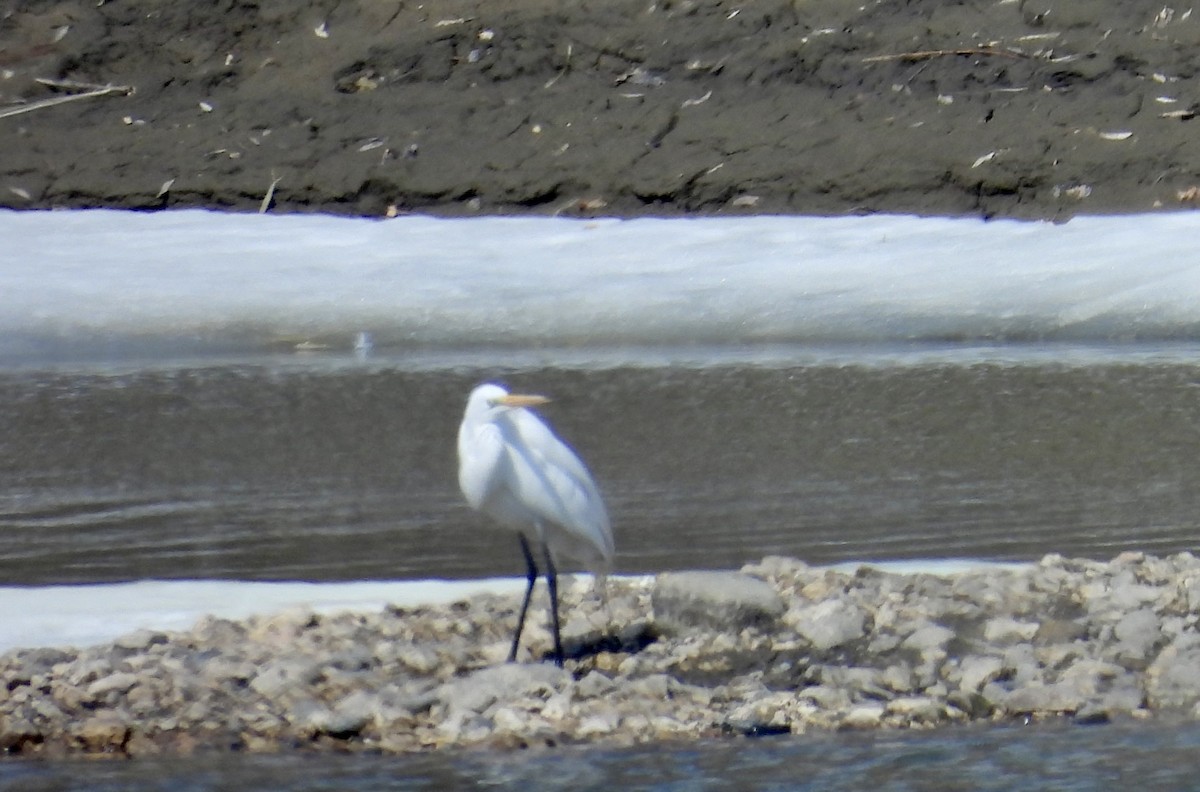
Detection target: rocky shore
<box><xmin>4</xmin><ymin>551</ymin><xmax>1200</xmax><ymax>758</ymax></box>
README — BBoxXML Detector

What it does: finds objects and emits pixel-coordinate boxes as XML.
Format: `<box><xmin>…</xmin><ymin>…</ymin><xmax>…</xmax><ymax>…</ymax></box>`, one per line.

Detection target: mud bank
<box><xmin>5</xmin><ymin>0</ymin><xmax>1200</xmax><ymax>218</ymax></box>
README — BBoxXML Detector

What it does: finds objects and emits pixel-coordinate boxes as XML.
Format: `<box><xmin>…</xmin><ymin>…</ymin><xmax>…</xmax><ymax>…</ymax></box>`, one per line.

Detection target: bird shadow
<box><xmin>555</xmin><ymin>621</ymin><xmax>659</xmax><ymax>666</ymax></box>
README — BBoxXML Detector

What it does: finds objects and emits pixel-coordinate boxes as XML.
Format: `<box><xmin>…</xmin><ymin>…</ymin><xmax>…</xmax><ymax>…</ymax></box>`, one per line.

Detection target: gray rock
<box><xmin>577</xmin><ymin>710</ymin><xmax>621</xmax><ymax>737</ymax></box>
<box><xmin>1111</xmin><ymin>608</ymin><xmax>1162</xmax><ymax>666</ymax></box>
<box><xmin>287</xmin><ymin>699</ymin><xmax>336</xmax><ymax>734</ymax></box>
<box><xmin>1057</xmin><ymin>657</ymin><xmax>1127</xmax><ymax>695</ymax></box>
<box><xmin>626</xmin><ymin>673</ymin><xmax>676</xmax><ymax>699</ymax></box>
<box><xmin>391</xmin><ymin>645</ymin><xmax>441</xmax><ymax>675</ymax></box>
<box><xmin>1001</xmin><ymin>681</ymin><xmax>1087</xmax><ymax>715</ymax></box>
<box><xmin>1098</xmin><ymin>683</ymin><xmax>1145</xmax><ymax>716</ymax></box>
<box><xmin>982</xmin><ymin>617</ymin><xmax>1039</xmax><ymax>645</ymax></box>
<box><xmin>29</xmin><ymin>697</ymin><xmax>65</xmax><ymax>723</ymax></box>
<box><xmin>201</xmin><ymin>657</ymin><xmax>258</xmax><ymax>685</ymax></box>
<box><xmin>789</xmin><ymin>600</ymin><xmax>866</xmax><ymax>651</ymax></box>
<box><xmin>113</xmin><ymin>629</ymin><xmax>169</xmax><ymax>652</ymax></box>
<box><xmin>1146</xmin><ymin>638</ymin><xmax>1200</xmax><ymax>709</ymax></box>
<box><xmin>1102</xmin><ymin>571</ymin><xmax>1163</xmax><ymax>612</ymax></box>
<box><xmin>71</xmin><ymin>712</ymin><xmax>130</xmax><ymax>752</ymax></box>
<box><xmin>880</xmin><ymin>664</ymin><xmax>917</xmax><ymax>694</ymax></box>
<box><xmin>979</xmin><ymin>680</ymin><xmax>1010</xmax><ymax>707</ymax></box>
<box><xmin>63</xmin><ymin>658</ymin><xmax>115</xmax><ymax>688</ymax></box>
<box><xmin>1072</xmin><ymin>702</ymin><xmax>1111</xmax><ymax>724</ymax></box>
<box><xmin>0</xmin><ymin>717</ymin><xmax>41</xmax><ymax>752</ymax></box>
<box><xmin>1034</xmin><ymin>619</ymin><xmax>1087</xmax><ymax>644</ymax></box>
<box><xmin>946</xmin><ymin>690</ymin><xmax>994</xmax><ymax>719</ymax></box>
<box><xmin>956</xmin><ymin>655</ymin><xmax>1004</xmax><ymax>693</ymax></box>
<box><xmin>886</xmin><ymin>696</ymin><xmax>945</xmax><ymax>724</ymax></box>
<box><xmin>742</xmin><ymin>556</ymin><xmax>812</xmax><ymax>583</ymax></box>
<box><xmin>249</xmin><ymin>656</ymin><xmax>322</xmax><ymax>699</ymax></box>
<box><xmin>841</xmin><ymin>703</ymin><xmax>885</xmax><ymax>729</ymax></box>
<box><xmin>575</xmin><ymin>670</ymin><xmax>616</xmax><ymax>699</ymax></box>
<box><xmin>7</xmin><ymin>647</ymin><xmax>75</xmax><ymax>677</ymax></box>
<box><xmin>1178</xmin><ymin>575</ymin><xmax>1200</xmax><ymax>613</ymax></box>
<box><xmin>316</xmin><ymin>707</ymin><xmax>363</xmax><ymax>737</ymax></box>
<box><xmin>313</xmin><ymin>691</ymin><xmax>378</xmax><ymax>737</ymax></box>
<box><xmin>439</xmin><ymin>663</ymin><xmax>571</xmax><ymax>715</ymax></box>
<box><xmin>901</xmin><ymin>623</ymin><xmax>956</xmax><ymax>653</ymax></box>
<box><xmin>818</xmin><ymin>666</ymin><xmax>889</xmax><ymax>700</ymax></box>
<box><xmin>1000</xmin><ymin>643</ymin><xmax>1042</xmax><ymax>686</ymax></box>
<box><xmin>376</xmin><ymin>680</ymin><xmax>439</xmax><ymax>715</ymax></box>
<box><xmin>652</xmin><ymin>571</ymin><xmax>785</xmax><ymax>635</ymax></box>
<box><xmin>799</xmin><ymin>684</ymin><xmax>852</xmax><ymax>710</ymax></box>
<box><xmin>85</xmin><ymin>672</ymin><xmax>140</xmax><ymax>699</ymax></box>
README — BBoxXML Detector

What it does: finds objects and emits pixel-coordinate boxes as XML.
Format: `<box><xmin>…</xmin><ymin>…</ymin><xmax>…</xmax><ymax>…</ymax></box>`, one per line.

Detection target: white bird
<box><xmin>457</xmin><ymin>382</ymin><xmax>614</xmax><ymax>666</ymax></box>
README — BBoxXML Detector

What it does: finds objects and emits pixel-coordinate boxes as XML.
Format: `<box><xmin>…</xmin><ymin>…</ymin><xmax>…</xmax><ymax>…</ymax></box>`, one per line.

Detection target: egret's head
<box><xmin>465</xmin><ymin>383</ymin><xmax>549</xmax><ymax>420</ymax></box>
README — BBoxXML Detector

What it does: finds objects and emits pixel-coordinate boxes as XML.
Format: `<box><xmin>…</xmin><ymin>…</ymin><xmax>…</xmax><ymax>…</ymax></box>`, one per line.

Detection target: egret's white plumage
<box><xmin>457</xmin><ymin>383</ymin><xmax>613</xmax><ymax>665</ymax></box>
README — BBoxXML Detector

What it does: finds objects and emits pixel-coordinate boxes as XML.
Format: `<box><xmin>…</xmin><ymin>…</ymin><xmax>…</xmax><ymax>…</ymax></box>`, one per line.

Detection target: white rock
<box><xmin>1113</xmin><ymin>608</ymin><xmax>1161</xmax><ymax>656</ymax></box>
<box><xmin>788</xmin><ymin>600</ymin><xmax>866</xmax><ymax>651</ymax></box>
<box><xmin>1146</xmin><ymin>638</ymin><xmax>1200</xmax><ymax>708</ymax></box>
<box><xmin>542</xmin><ymin>690</ymin><xmax>573</xmax><ymax>720</ymax></box>
<box><xmin>957</xmin><ymin>655</ymin><xmax>1004</xmax><ymax>692</ymax></box>
<box><xmin>983</xmin><ymin>617</ymin><xmax>1039</xmax><ymax>644</ymax></box>
<box><xmin>1001</xmin><ymin>682</ymin><xmax>1086</xmax><ymax>714</ymax></box>
<box><xmin>842</xmin><ymin>703</ymin><xmax>885</xmax><ymax>728</ymax></box>
<box><xmin>577</xmin><ymin>711</ymin><xmax>621</xmax><ymax>737</ymax></box>
<box><xmin>902</xmin><ymin>623</ymin><xmax>956</xmax><ymax>652</ymax></box>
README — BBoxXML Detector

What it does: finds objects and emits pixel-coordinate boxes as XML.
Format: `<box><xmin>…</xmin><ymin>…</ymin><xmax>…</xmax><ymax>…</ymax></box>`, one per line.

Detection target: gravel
<box><xmin>4</xmin><ymin>551</ymin><xmax>1200</xmax><ymax>757</ymax></box>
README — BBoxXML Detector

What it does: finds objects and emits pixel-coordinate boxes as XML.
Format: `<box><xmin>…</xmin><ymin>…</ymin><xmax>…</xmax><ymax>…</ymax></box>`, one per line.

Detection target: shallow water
<box><xmin>3</xmin><ymin>346</ymin><xmax>1200</xmax><ymax>585</ymax></box>
<box><xmin>3</xmin><ymin>719</ymin><xmax>1199</xmax><ymax>790</ymax></box>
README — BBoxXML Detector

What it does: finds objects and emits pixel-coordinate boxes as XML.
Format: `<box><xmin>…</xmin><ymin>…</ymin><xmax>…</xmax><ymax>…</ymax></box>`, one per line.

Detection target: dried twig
<box><xmin>544</xmin><ymin>42</ymin><xmax>573</xmax><ymax>89</ymax></box>
<box><xmin>259</xmin><ymin>172</ymin><xmax>282</xmax><ymax>214</ymax></box>
<box><xmin>0</xmin><ymin>82</ymin><xmax>132</xmax><ymax>120</ymax></box>
<box><xmin>34</xmin><ymin>77</ymin><xmax>126</xmax><ymax>92</ymax></box>
<box><xmin>863</xmin><ymin>48</ymin><xmax>1028</xmax><ymax>63</ymax></box>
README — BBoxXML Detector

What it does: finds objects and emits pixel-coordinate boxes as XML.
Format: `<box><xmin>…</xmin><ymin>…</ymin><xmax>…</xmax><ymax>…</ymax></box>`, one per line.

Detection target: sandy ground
<box><xmin>4</xmin><ymin>0</ymin><xmax>1200</xmax><ymax>220</ymax></box>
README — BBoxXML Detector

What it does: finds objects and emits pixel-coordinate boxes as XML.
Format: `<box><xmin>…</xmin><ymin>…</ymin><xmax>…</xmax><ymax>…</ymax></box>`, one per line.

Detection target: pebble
<box><xmin>6</xmin><ymin>552</ymin><xmax>1200</xmax><ymax>757</ymax></box>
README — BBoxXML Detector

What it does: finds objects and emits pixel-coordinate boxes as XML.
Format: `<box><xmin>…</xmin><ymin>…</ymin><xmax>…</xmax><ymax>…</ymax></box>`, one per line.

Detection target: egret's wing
<box><xmin>501</xmin><ymin>408</ymin><xmax>614</xmax><ymax>564</ymax></box>
<box><xmin>508</xmin><ymin>409</ymin><xmax>597</xmax><ymax>492</ymax></box>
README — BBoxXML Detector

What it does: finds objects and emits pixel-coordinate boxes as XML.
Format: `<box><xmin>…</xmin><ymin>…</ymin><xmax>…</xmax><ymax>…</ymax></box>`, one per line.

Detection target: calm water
<box><xmin>2</xmin><ymin>348</ymin><xmax>1200</xmax><ymax>584</ymax></box>
<box><xmin>2</xmin><ymin>346</ymin><xmax>1200</xmax><ymax>786</ymax></box>
<box><xmin>4</xmin><ymin>719</ymin><xmax>1200</xmax><ymax>790</ymax></box>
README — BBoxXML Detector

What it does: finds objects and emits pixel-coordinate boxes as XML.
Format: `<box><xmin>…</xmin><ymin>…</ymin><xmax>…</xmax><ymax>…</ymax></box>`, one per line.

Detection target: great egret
<box><xmin>457</xmin><ymin>383</ymin><xmax>614</xmax><ymax>666</ymax></box>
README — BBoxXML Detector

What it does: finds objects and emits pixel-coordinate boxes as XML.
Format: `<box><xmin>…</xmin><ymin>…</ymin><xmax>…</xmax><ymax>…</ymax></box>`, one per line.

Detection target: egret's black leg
<box><xmin>542</xmin><ymin>542</ymin><xmax>564</xmax><ymax>668</ymax></box>
<box><xmin>509</xmin><ymin>534</ymin><xmax>539</xmax><ymax>663</ymax></box>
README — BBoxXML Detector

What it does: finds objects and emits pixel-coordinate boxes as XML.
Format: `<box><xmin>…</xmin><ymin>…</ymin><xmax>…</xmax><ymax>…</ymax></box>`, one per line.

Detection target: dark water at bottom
<box><xmin>3</xmin><ymin>718</ymin><xmax>1199</xmax><ymax>790</ymax></box>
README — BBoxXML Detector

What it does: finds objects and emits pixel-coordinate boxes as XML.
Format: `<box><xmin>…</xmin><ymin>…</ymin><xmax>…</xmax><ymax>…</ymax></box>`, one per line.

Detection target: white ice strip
<box><xmin>0</xmin><ymin>561</ymin><xmax>1025</xmax><ymax>653</ymax></box>
<box><xmin>3</xmin><ymin>210</ymin><xmax>1200</xmax><ymax>359</ymax></box>
<box><xmin>0</xmin><ymin>578</ymin><xmax>522</xmax><ymax>654</ymax></box>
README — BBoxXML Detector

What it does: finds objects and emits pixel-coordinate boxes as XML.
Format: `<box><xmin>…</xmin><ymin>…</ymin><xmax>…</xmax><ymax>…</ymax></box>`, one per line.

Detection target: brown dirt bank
<box><xmin>3</xmin><ymin>0</ymin><xmax>1200</xmax><ymax>220</ymax></box>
